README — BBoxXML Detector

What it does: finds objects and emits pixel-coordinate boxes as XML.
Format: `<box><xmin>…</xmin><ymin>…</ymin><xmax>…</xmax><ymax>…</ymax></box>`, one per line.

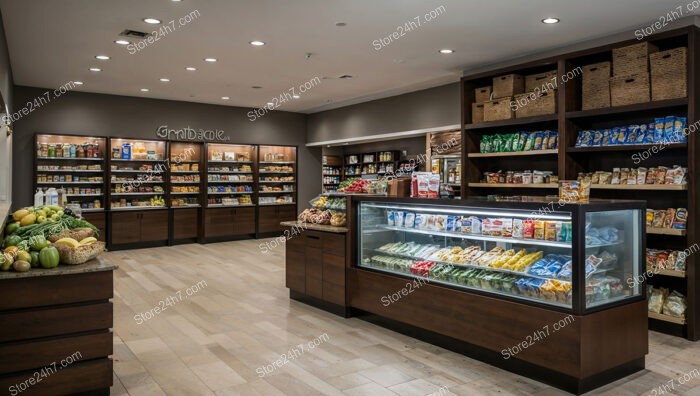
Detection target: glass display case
<box><xmin>258</xmin><ymin>145</ymin><xmax>296</xmax><ymax>206</ymax></box>
<box><xmin>169</xmin><ymin>142</ymin><xmax>202</xmax><ymax>208</ymax></box>
<box><xmin>356</xmin><ymin>197</ymin><xmax>644</xmax><ymax>312</ymax></box>
<box><xmin>206</xmin><ymin>144</ymin><xmax>256</xmax><ymax>207</ymax></box>
<box><xmin>108</xmin><ymin>138</ymin><xmax>167</xmax><ymax>210</ymax></box>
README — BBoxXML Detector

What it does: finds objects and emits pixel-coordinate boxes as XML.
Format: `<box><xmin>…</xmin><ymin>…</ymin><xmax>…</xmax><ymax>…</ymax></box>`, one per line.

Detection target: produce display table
<box><xmin>0</xmin><ymin>256</ymin><xmax>116</xmax><ymax>395</ymax></box>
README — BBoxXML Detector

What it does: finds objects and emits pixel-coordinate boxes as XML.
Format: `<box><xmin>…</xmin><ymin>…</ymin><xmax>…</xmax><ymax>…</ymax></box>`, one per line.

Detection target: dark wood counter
<box><xmin>0</xmin><ymin>257</ymin><xmax>116</xmax><ymax>395</ymax></box>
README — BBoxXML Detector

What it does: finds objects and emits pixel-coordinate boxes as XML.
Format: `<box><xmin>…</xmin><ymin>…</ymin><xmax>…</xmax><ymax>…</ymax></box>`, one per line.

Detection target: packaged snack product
<box><xmin>540</xmin><ymin>133</ymin><xmax>550</xmax><ymax>151</ymax></box>
<box><xmin>663</xmin><ymin>209</ymin><xmax>676</xmax><ymax>229</ymax></box>
<box><xmin>395</xmin><ymin>211</ymin><xmax>405</xmax><ymax>227</ymax></box>
<box><xmin>632</xmin><ymin>125</ymin><xmax>646</xmax><ymax>144</ymax></box>
<box><xmin>524</xmin><ymin>133</ymin><xmax>535</xmax><ymax>151</ymax></box>
<box><xmin>654</xmin><ymin>118</ymin><xmax>665</xmax><ymax>143</ymax></box>
<box><xmin>532</xmin><ymin>132</ymin><xmax>544</xmax><ymax>150</ymax></box>
<box><xmin>591</xmin><ymin>130</ymin><xmax>603</xmax><ymax>146</ymax></box>
<box><xmin>673</xmin><ymin>208</ymin><xmax>688</xmax><ymax>229</ymax></box>
<box><xmin>387</xmin><ymin>211</ymin><xmax>395</xmax><ymax>226</ymax></box>
<box><xmin>590</xmin><ymin>172</ymin><xmax>600</xmax><ymax>185</ymax></box>
<box><xmin>598</xmin><ymin>172</ymin><xmax>612</xmax><ymax>184</ymax></box>
<box><xmin>654</xmin><ymin>167</ymin><xmax>667</xmax><ymax>184</ymax></box>
<box><xmin>617</xmin><ymin>127</ymin><xmax>628</xmax><ymax>145</ymax></box>
<box><xmin>580</xmin><ymin>130</ymin><xmax>592</xmax><ymax>147</ymax></box>
<box><xmin>523</xmin><ymin>220</ymin><xmax>535</xmax><ymax>239</ymax></box>
<box><xmin>645</xmin><ymin>209</ymin><xmax>653</xmax><ymax>227</ymax></box>
<box><xmin>522</xmin><ymin>171</ymin><xmax>533</xmax><ymax>184</ymax></box>
<box><xmin>544</xmin><ymin>221</ymin><xmax>557</xmax><ymax>241</ymax></box>
<box><xmin>611</xmin><ymin>168</ymin><xmax>621</xmax><ymax>184</ymax></box>
<box><xmin>534</xmin><ymin>220</ymin><xmax>545</xmax><ymax>240</ymax></box>
<box><xmin>547</xmin><ymin>131</ymin><xmax>558</xmax><ymax>149</ymax></box>
<box><xmin>559</xmin><ymin>180</ymin><xmax>580</xmax><ymax>201</ymax></box>
<box><xmin>501</xmin><ymin>218</ymin><xmax>513</xmax><ymax>238</ymax></box>
<box><xmin>674</xmin><ymin>116</ymin><xmax>687</xmax><ymax>143</ymax></box>
<box><xmin>636</xmin><ymin>168</ymin><xmax>647</xmax><ymax>185</ymax></box>
<box><xmin>619</xmin><ymin>168</ymin><xmax>629</xmax><ymax>185</ymax></box>
<box><xmin>512</xmin><ymin>219</ymin><xmax>523</xmax><ymax>238</ymax></box>
<box><xmin>610</xmin><ymin>127</ymin><xmax>621</xmax><ymax>145</ymax></box>
<box><xmin>662</xmin><ymin>290</ymin><xmax>686</xmax><ymax>318</ymax></box>
<box><xmin>628</xmin><ymin>168</ymin><xmax>638</xmax><ymax>185</ymax></box>
<box><xmin>640</xmin><ymin>123</ymin><xmax>652</xmax><ymax>144</ymax></box>
<box><xmin>415</xmin><ymin>214</ymin><xmax>427</xmax><ymax>229</ymax></box>
<box><xmin>645</xmin><ymin>168</ymin><xmax>656</xmax><ymax>184</ymax></box>
<box><xmin>445</xmin><ymin>216</ymin><xmax>458</xmax><ymax>232</ymax></box>
<box><xmin>404</xmin><ymin>212</ymin><xmax>416</xmax><ymax>228</ymax></box>
<box><xmin>626</xmin><ymin>125</ymin><xmax>640</xmax><ymax>144</ymax></box>
<box><xmin>664</xmin><ymin>115</ymin><xmax>675</xmax><ymax>143</ymax></box>
<box><xmin>652</xmin><ymin>210</ymin><xmax>666</xmax><ymax>228</ymax></box>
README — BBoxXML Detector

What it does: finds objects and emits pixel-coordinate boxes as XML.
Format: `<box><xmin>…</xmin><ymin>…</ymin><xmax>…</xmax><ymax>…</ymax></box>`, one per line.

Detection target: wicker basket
<box><xmin>472</xmin><ymin>102</ymin><xmax>485</xmax><ymax>123</ymax></box>
<box><xmin>483</xmin><ymin>98</ymin><xmax>514</xmax><ymax>121</ymax></box>
<box><xmin>514</xmin><ymin>90</ymin><xmax>557</xmax><ymax>118</ymax></box>
<box><xmin>492</xmin><ymin>74</ymin><xmax>524</xmax><ymax>99</ymax></box>
<box><xmin>48</xmin><ymin>228</ymin><xmax>95</xmax><ymax>243</ymax></box>
<box><xmin>582</xmin><ymin>62</ymin><xmax>611</xmax><ymax>110</ymax></box>
<box><xmin>475</xmin><ymin>86</ymin><xmax>492</xmax><ymax>103</ymax></box>
<box><xmin>610</xmin><ymin>73</ymin><xmax>650</xmax><ymax>107</ymax></box>
<box><xmin>54</xmin><ymin>241</ymin><xmax>105</xmax><ymax>265</ymax></box>
<box><xmin>525</xmin><ymin>70</ymin><xmax>558</xmax><ymax>92</ymax></box>
<box><xmin>650</xmin><ymin>47</ymin><xmax>687</xmax><ymax>101</ymax></box>
<box><xmin>613</xmin><ymin>42</ymin><xmax>658</xmax><ymax>76</ymax></box>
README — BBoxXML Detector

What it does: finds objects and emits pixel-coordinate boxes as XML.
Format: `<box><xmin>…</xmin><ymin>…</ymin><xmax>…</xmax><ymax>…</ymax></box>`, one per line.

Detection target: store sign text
<box><xmin>155</xmin><ymin>125</ymin><xmax>230</xmax><ymax>142</ymax></box>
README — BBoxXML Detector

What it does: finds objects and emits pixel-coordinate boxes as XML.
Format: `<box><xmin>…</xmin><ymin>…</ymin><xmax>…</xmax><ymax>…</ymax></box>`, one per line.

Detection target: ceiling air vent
<box><xmin>119</xmin><ymin>29</ymin><xmax>150</xmax><ymax>38</ymax></box>
<box><xmin>338</xmin><ymin>75</ymin><xmax>353</xmax><ymax>79</ymax></box>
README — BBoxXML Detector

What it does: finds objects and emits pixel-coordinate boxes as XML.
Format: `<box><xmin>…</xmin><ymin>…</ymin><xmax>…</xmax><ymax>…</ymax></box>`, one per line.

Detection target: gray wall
<box><xmin>12</xmin><ymin>86</ymin><xmax>319</xmax><ymax>208</ymax></box>
<box><xmin>307</xmin><ymin>83</ymin><xmax>460</xmax><ymax>144</ymax></box>
<box><xmin>0</xmin><ymin>9</ymin><xmax>12</xmax><ymax>112</ymax></box>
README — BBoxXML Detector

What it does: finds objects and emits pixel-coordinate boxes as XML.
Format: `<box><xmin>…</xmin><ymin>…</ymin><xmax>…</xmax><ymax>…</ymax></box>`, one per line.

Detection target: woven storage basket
<box><xmin>472</xmin><ymin>102</ymin><xmax>485</xmax><ymax>123</ymax></box>
<box><xmin>54</xmin><ymin>241</ymin><xmax>105</xmax><ymax>265</ymax></box>
<box><xmin>48</xmin><ymin>228</ymin><xmax>95</xmax><ymax>243</ymax></box>
<box><xmin>610</xmin><ymin>73</ymin><xmax>650</xmax><ymax>107</ymax></box>
<box><xmin>613</xmin><ymin>42</ymin><xmax>658</xmax><ymax>76</ymax></box>
<box><xmin>492</xmin><ymin>74</ymin><xmax>524</xmax><ymax>98</ymax></box>
<box><xmin>525</xmin><ymin>70</ymin><xmax>558</xmax><ymax>92</ymax></box>
<box><xmin>475</xmin><ymin>86</ymin><xmax>492</xmax><ymax>103</ymax></box>
<box><xmin>650</xmin><ymin>47</ymin><xmax>687</xmax><ymax>100</ymax></box>
<box><xmin>483</xmin><ymin>98</ymin><xmax>514</xmax><ymax>121</ymax></box>
<box><xmin>582</xmin><ymin>62</ymin><xmax>611</xmax><ymax>110</ymax></box>
<box><xmin>514</xmin><ymin>90</ymin><xmax>557</xmax><ymax>118</ymax></box>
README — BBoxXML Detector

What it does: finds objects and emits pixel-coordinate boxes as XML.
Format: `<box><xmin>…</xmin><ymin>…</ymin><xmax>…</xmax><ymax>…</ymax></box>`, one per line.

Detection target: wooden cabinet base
<box><xmin>172</xmin><ymin>208</ymin><xmax>200</xmax><ymax>242</ymax></box>
<box><xmin>349</xmin><ymin>268</ymin><xmax>647</xmax><ymax>395</ymax></box>
<box><xmin>109</xmin><ymin>210</ymin><xmax>168</xmax><ymax>250</ymax></box>
<box><xmin>203</xmin><ymin>207</ymin><xmax>256</xmax><ymax>242</ymax></box>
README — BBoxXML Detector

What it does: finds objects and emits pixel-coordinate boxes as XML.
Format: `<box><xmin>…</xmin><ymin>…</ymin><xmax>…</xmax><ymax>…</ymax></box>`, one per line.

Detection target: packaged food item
<box><xmin>654</xmin><ymin>118</ymin><xmax>665</xmax><ymax>143</ymax></box>
<box><xmin>640</xmin><ymin>123</ymin><xmax>652</xmax><ymax>144</ymax></box>
<box><xmin>673</xmin><ymin>208</ymin><xmax>688</xmax><ymax>229</ymax></box>
<box><xmin>579</xmin><ymin>178</ymin><xmax>591</xmax><ymax>201</ymax></box>
<box><xmin>675</xmin><ymin>251</ymin><xmax>687</xmax><ymax>271</ymax></box>
<box><xmin>547</xmin><ymin>131</ymin><xmax>558</xmax><ymax>149</ymax></box>
<box><xmin>523</xmin><ymin>220</ymin><xmax>535</xmax><ymax>239</ymax></box>
<box><xmin>428</xmin><ymin>173</ymin><xmax>440</xmax><ymax>198</ymax></box>
<box><xmin>540</xmin><ymin>133</ymin><xmax>549</xmax><ymax>151</ymax></box>
<box><xmin>512</xmin><ymin>219</ymin><xmax>523</xmax><ymax>238</ymax></box>
<box><xmin>501</xmin><ymin>218</ymin><xmax>513</xmax><ymax>238</ymax></box>
<box><xmin>619</xmin><ymin>168</ymin><xmax>629</xmax><ymax>185</ymax></box>
<box><xmin>591</xmin><ymin>130</ymin><xmax>603</xmax><ymax>146</ymax></box>
<box><xmin>395</xmin><ymin>211</ymin><xmax>406</xmax><ymax>227</ymax></box>
<box><xmin>646</xmin><ymin>209</ymin><xmax>654</xmax><ymax>227</ymax></box>
<box><xmin>579</xmin><ymin>130</ymin><xmax>592</xmax><ymax>147</ymax></box>
<box><xmin>664</xmin><ymin>115</ymin><xmax>675</xmax><ymax>143</ymax></box>
<box><xmin>663</xmin><ymin>291</ymin><xmax>686</xmax><ymax>318</ymax></box>
<box><xmin>598</xmin><ymin>172</ymin><xmax>612</xmax><ymax>184</ymax></box>
<box><xmin>516</xmin><ymin>132</ymin><xmax>527</xmax><ymax>151</ymax></box>
<box><xmin>652</xmin><ymin>210</ymin><xmax>666</xmax><ymax>228</ymax></box>
<box><xmin>626</xmin><ymin>125</ymin><xmax>640</xmax><ymax>144</ymax></box>
<box><xmin>445</xmin><ymin>216</ymin><xmax>458</xmax><ymax>232</ymax></box>
<box><xmin>574</xmin><ymin>131</ymin><xmax>584</xmax><ymax>147</ymax></box>
<box><xmin>524</xmin><ymin>133</ymin><xmax>535</xmax><ymax>151</ymax></box>
<box><xmin>611</xmin><ymin>168</ymin><xmax>621</xmax><ymax>184</ymax></box>
<box><xmin>544</xmin><ymin>221</ymin><xmax>557</xmax><ymax>241</ymax></box>
<box><xmin>632</xmin><ymin>125</ymin><xmax>646</xmax><ymax>144</ymax></box>
<box><xmin>533</xmin><ymin>170</ymin><xmax>545</xmax><ymax>184</ymax></box>
<box><xmin>654</xmin><ymin>167</ymin><xmax>667</xmax><ymax>184</ymax></box>
<box><xmin>534</xmin><ymin>220</ymin><xmax>545</xmax><ymax>240</ymax></box>
<box><xmin>627</xmin><ymin>168</ymin><xmax>638</xmax><ymax>185</ymax></box>
<box><xmin>674</xmin><ymin>116</ymin><xmax>687</xmax><ymax>143</ymax></box>
<box><xmin>617</xmin><ymin>127</ymin><xmax>628</xmax><ymax>145</ymax></box>
<box><xmin>636</xmin><ymin>168</ymin><xmax>647</xmax><ymax>185</ymax></box>
<box><xmin>415</xmin><ymin>214</ymin><xmax>426</xmax><ymax>229</ymax></box>
<box><xmin>610</xmin><ymin>127</ymin><xmax>621</xmax><ymax>145</ymax></box>
<box><xmin>663</xmin><ymin>208</ymin><xmax>676</xmax><ymax>229</ymax></box>
<box><xmin>404</xmin><ymin>212</ymin><xmax>416</xmax><ymax>228</ymax></box>
<box><xmin>559</xmin><ymin>180</ymin><xmax>580</xmax><ymax>201</ymax></box>
<box><xmin>601</xmin><ymin>129</ymin><xmax>612</xmax><ymax>146</ymax></box>
<box><xmin>386</xmin><ymin>211</ymin><xmax>395</xmax><ymax>226</ymax></box>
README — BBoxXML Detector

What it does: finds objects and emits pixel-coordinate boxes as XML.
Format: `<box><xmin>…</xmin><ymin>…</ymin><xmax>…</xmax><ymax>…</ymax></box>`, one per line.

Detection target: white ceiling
<box><xmin>0</xmin><ymin>0</ymin><xmax>695</xmax><ymax>113</ymax></box>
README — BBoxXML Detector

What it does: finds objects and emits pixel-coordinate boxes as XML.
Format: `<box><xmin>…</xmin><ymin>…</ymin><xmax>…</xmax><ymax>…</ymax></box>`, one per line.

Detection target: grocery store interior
<box><xmin>1</xmin><ymin>1</ymin><xmax>700</xmax><ymax>395</ymax></box>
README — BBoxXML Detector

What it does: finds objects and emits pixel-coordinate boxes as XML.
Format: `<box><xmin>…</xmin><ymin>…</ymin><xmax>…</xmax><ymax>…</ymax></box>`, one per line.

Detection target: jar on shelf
<box><xmin>62</xmin><ymin>144</ymin><xmax>70</xmax><ymax>158</ymax></box>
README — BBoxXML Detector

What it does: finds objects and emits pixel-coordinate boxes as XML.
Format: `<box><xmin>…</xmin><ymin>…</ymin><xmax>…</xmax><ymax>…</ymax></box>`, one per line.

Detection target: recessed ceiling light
<box><xmin>114</xmin><ymin>40</ymin><xmax>130</xmax><ymax>45</ymax></box>
<box><xmin>541</xmin><ymin>17</ymin><xmax>560</xmax><ymax>24</ymax></box>
<box><xmin>292</xmin><ymin>95</ymin><xmax>300</xmax><ymax>99</ymax></box>
<box><xmin>185</xmin><ymin>66</ymin><xmax>197</xmax><ymax>71</ymax></box>
<box><xmin>95</xmin><ymin>55</ymin><xmax>110</xmax><ymax>60</ymax></box>
<box><xmin>335</xmin><ymin>22</ymin><xmax>347</xmax><ymax>27</ymax></box>
<box><xmin>89</xmin><ymin>68</ymin><xmax>101</xmax><ymax>72</ymax></box>
<box><xmin>249</xmin><ymin>40</ymin><xmax>265</xmax><ymax>46</ymax></box>
<box><xmin>143</xmin><ymin>18</ymin><xmax>161</xmax><ymax>24</ymax></box>
<box><xmin>221</xmin><ymin>96</ymin><xmax>230</xmax><ymax>100</ymax></box>
<box><xmin>438</xmin><ymin>49</ymin><xmax>454</xmax><ymax>54</ymax></box>
<box><xmin>73</xmin><ymin>81</ymin><xmax>84</xmax><ymax>85</ymax></box>
<box><xmin>171</xmin><ymin>0</ymin><xmax>182</xmax><ymax>2</ymax></box>
<box><xmin>140</xmin><ymin>88</ymin><xmax>149</xmax><ymax>92</ymax></box>
<box><xmin>204</xmin><ymin>58</ymin><xmax>217</xmax><ymax>62</ymax></box>
<box><xmin>159</xmin><ymin>78</ymin><xmax>170</xmax><ymax>82</ymax></box>
<box><xmin>266</xmin><ymin>102</ymin><xmax>274</xmax><ymax>106</ymax></box>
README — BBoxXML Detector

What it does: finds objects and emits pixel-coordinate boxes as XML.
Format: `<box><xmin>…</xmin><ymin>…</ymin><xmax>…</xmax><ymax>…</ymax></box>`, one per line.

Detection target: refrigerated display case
<box><xmin>348</xmin><ymin>196</ymin><xmax>647</xmax><ymax>394</ymax></box>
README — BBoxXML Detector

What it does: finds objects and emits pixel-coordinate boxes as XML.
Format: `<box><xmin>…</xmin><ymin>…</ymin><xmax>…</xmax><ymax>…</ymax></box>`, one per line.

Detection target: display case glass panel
<box><xmin>169</xmin><ymin>142</ymin><xmax>201</xmax><ymax>208</ymax></box>
<box><xmin>108</xmin><ymin>139</ymin><xmax>167</xmax><ymax>210</ymax></box>
<box><xmin>258</xmin><ymin>145</ymin><xmax>296</xmax><ymax>206</ymax></box>
<box><xmin>356</xmin><ymin>200</ymin><xmax>643</xmax><ymax>310</ymax></box>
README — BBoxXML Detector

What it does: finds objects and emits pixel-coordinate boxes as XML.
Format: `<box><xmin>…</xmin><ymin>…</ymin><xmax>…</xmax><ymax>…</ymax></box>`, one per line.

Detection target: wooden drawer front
<box><xmin>173</xmin><ymin>208</ymin><xmax>199</xmax><ymax>239</ymax></box>
<box><xmin>204</xmin><ymin>208</ymin><xmax>234</xmax><ymax>237</ymax></box>
<box><xmin>110</xmin><ymin>212</ymin><xmax>141</xmax><ymax>244</ymax></box>
<box><xmin>322</xmin><ymin>253</ymin><xmax>345</xmax><ymax>286</ymax></box>
<box><xmin>285</xmin><ymin>250</ymin><xmax>306</xmax><ymax>293</ymax></box>
<box><xmin>233</xmin><ymin>207</ymin><xmax>256</xmax><ymax>235</ymax></box>
<box><xmin>140</xmin><ymin>210</ymin><xmax>169</xmax><ymax>242</ymax></box>
<box><xmin>302</xmin><ymin>231</ymin><xmax>324</xmax><ymax>245</ymax></box>
<box><xmin>323</xmin><ymin>281</ymin><xmax>345</xmax><ymax>306</ymax></box>
<box><xmin>0</xmin><ymin>331</ymin><xmax>112</xmax><ymax>374</ymax></box>
<box><xmin>82</xmin><ymin>212</ymin><xmax>106</xmax><ymax>242</ymax></box>
<box><xmin>322</xmin><ymin>233</ymin><xmax>345</xmax><ymax>256</ymax></box>
<box><xmin>305</xmin><ymin>247</ymin><xmax>323</xmax><ymax>299</ymax></box>
<box><xmin>0</xmin><ymin>271</ymin><xmax>112</xmax><ymax>311</ymax></box>
<box><xmin>0</xmin><ymin>358</ymin><xmax>112</xmax><ymax>396</ymax></box>
<box><xmin>0</xmin><ymin>302</ymin><xmax>112</xmax><ymax>343</ymax></box>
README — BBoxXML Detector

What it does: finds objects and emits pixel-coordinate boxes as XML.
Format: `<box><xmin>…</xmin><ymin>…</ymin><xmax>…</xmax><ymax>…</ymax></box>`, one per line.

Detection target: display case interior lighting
<box><xmin>365</xmin><ymin>204</ymin><xmax>572</xmax><ymax>221</ymax></box>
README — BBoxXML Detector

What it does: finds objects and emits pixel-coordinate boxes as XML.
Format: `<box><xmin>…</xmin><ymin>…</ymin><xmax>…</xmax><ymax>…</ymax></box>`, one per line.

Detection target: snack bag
<box><xmin>547</xmin><ymin>131</ymin><xmax>558</xmax><ymax>149</ymax></box>
<box><xmin>404</xmin><ymin>212</ymin><xmax>416</xmax><ymax>228</ymax></box>
<box><xmin>533</xmin><ymin>132</ymin><xmax>544</xmax><ymax>150</ymax></box>
<box><xmin>674</xmin><ymin>116</ymin><xmax>688</xmax><ymax>143</ymax></box>
<box><xmin>654</xmin><ymin>117</ymin><xmax>666</xmax><ymax>143</ymax></box>
<box><xmin>610</xmin><ymin>127</ymin><xmax>621</xmax><ymax>145</ymax></box>
<box><xmin>502</xmin><ymin>134</ymin><xmax>513</xmax><ymax>152</ymax></box>
<box><xmin>480</xmin><ymin>135</ymin><xmax>490</xmax><ymax>153</ymax></box>
<box><xmin>628</xmin><ymin>125</ymin><xmax>643</xmax><ymax>144</ymax></box>
<box><xmin>517</xmin><ymin>132</ymin><xmax>528</xmax><ymax>151</ymax></box>
<box><xmin>673</xmin><ymin>208</ymin><xmax>688</xmax><ymax>229</ymax></box>
<box><xmin>590</xmin><ymin>130</ymin><xmax>602</xmax><ymax>146</ymax></box>
<box><xmin>512</xmin><ymin>219</ymin><xmax>523</xmax><ymax>238</ymax></box>
<box><xmin>602</xmin><ymin>129</ymin><xmax>612</xmax><ymax>146</ymax></box>
<box><xmin>611</xmin><ymin>168</ymin><xmax>621</xmax><ymax>184</ymax></box>
<box><xmin>575</xmin><ymin>131</ymin><xmax>584</xmax><ymax>147</ymax></box>
<box><xmin>637</xmin><ymin>168</ymin><xmax>647</xmax><ymax>185</ymax></box>
<box><xmin>664</xmin><ymin>116</ymin><xmax>675</xmax><ymax>143</ymax></box>
<box><xmin>524</xmin><ymin>133</ymin><xmax>535</xmax><ymax>151</ymax></box>
<box><xmin>579</xmin><ymin>130</ymin><xmax>592</xmax><ymax>147</ymax></box>
<box><xmin>617</xmin><ymin>127</ymin><xmax>628</xmax><ymax>145</ymax></box>
<box><xmin>640</xmin><ymin>123</ymin><xmax>653</xmax><ymax>144</ymax></box>
<box><xmin>540</xmin><ymin>132</ymin><xmax>550</xmax><ymax>151</ymax></box>
<box><xmin>522</xmin><ymin>220</ymin><xmax>535</xmax><ymax>239</ymax></box>
<box><xmin>534</xmin><ymin>220</ymin><xmax>545</xmax><ymax>240</ymax></box>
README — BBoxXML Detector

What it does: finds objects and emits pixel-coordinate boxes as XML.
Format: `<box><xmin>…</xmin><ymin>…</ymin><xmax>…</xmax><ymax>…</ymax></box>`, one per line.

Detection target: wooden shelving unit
<box><xmin>257</xmin><ymin>145</ymin><xmax>297</xmax><ymax>235</ymax></box>
<box><xmin>342</xmin><ymin>150</ymin><xmax>400</xmax><ymax>181</ymax></box>
<box><xmin>460</xmin><ymin>26</ymin><xmax>699</xmax><ymax>340</ymax></box>
<box><xmin>648</xmin><ymin>311</ymin><xmax>686</xmax><ymax>325</ymax></box>
<box><xmin>467</xmin><ymin>149</ymin><xmax>558</xmax><ymax>158</ymax></box>
<box><xmin>467</xmin><ymin>183</ymin><xmax>558</xmax><ymax>189</ymax></box>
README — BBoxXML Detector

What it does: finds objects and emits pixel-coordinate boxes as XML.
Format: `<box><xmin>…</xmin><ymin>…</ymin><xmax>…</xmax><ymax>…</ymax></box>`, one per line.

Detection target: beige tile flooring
<box><xmin>108</xmin><ymin>239</ymin><xmax>700</xmax><ymax>396</ymax></box>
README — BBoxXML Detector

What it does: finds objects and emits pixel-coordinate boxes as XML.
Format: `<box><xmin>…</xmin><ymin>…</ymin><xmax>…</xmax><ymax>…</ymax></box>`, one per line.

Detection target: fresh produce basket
<box><xmin>53</xmin><ymin>241</ymin><xmax>105</xmax><ymax>265</ymax></box>
<box><xmin>48</xmin><ymin>228</ymin><xmax>95</xmax><ymax>243</ymax></box>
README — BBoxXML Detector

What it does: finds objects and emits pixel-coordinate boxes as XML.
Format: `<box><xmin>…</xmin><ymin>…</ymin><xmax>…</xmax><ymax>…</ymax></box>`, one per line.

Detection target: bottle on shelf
<box><xmin>45</xmin><ymin>187</ymin><xmax>58</xmax><ymax>206</ymax></box>
<box><xmin>69</xmin><ymin>144</ymin><xmax>76</xmax><ymax>158</ymax></box>
<box><xmin>34</xmin><ymin>188</ymin><xmax>44</xmax><ymax>207</ymax></box>
<box><xmin>57</xmin><ymin>186</ymin><xmax>67</xmax><ymax>207</ymax></box>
